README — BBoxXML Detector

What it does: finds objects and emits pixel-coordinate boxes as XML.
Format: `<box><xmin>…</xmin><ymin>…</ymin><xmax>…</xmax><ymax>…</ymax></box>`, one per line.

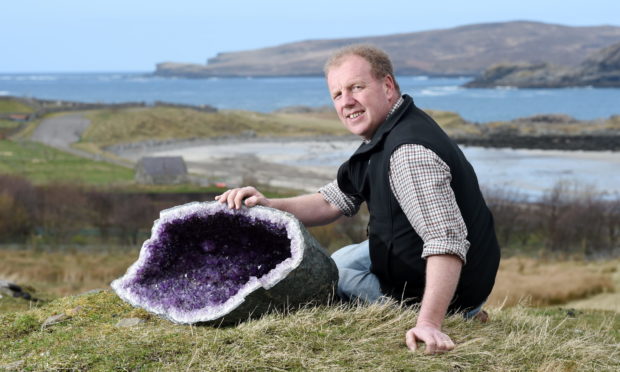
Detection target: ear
<box><xmin>383</xmin><ymin>75</ymin><xmax>396</xmax><ymax>101</ymax></box>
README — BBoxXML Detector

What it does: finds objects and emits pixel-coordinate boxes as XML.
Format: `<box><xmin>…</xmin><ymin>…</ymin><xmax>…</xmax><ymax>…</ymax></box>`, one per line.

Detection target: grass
<box><xmin>425</xmin><ymin>109</ymin><xmax>482</xmax><ymax>136</ymax></box>
<box><xmin>0</xmin><ymin>250</ymin><xmax>618</xmax><ymax>370</ymax></box>
<box><xmin>488</xmin><ymin>257</ymin><xmax>617</xmax><ymax>308</ymax></box>
<box><xmin>77</xmin><ymin>106</ymin><xmax>480</xmax><ymax>149</ymax></box>
<box><xmin>0</xmin><ymin>120</ymin><xmax>22</xmax><ymax>130</ymax></box>
<box><xmin>81</xmin><ymin>107</ymin><xmax>351</xmax><ymax>147</ymax></box>
<box><xmin>0</xmin><ymin>290</ymin><xmax>617</xmax><ymax>371</ymax></box>
<box><xmin>2</xmin><ymin>103</ymin><xmax>618</xmax><ymax>369</ymax></box>
<box><xmin>0</xmin><ymin>140</ymin><xmax>134</xmax><ymax>186</ymax></box>
<box><xmin>0</xmin><ymin>248</ymin><xmax>138</xmax><ymax>298</ymax></box>
<box><xmin>1</xmin><ymin>249</ymin><xmax>617</xmax><ymax>311</ymax></box>
<box><xmin>483</xmin><ymin>115</ymin><xmax>620</xmax><ymax>136</ymax></box>
<box><xmin>0</xmin><ymin>98</ymin><xmax>34</xmax><ymax>114</ymax></box>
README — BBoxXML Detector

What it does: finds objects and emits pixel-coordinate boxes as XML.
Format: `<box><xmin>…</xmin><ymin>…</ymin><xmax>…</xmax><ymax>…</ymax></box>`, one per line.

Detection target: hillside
<box><xmin>77</xmin><ymin>106</ymin><xmax>620</xmax><ymax>152</ymax></box>
<box><xmin>154</xmin><ymin>21</ymin><xmax>620</xmax><ymax>78</ymax></box>
<box><xmin>466</xmin><ymin>41</ymin><xmax>620</xmax><ymax>87</ymax></box>
<box><xmin>1</xmin><ymin>290</ymin><xmax>618</xmax><ymax>371</ymax></box>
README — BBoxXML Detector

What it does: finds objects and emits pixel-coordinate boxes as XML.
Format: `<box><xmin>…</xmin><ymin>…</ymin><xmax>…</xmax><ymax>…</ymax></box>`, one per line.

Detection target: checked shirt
<box><xmin>319</xmin><ymin>100</ymin><xmax>470</xmax><ymax>263</ymax></box>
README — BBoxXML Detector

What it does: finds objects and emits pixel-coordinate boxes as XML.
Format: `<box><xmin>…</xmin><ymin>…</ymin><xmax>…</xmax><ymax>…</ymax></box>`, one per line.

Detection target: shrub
<box><xmin>0</xmin><ymin>175</ymin><xmax>36</xmax><ymax>242</ymax></box>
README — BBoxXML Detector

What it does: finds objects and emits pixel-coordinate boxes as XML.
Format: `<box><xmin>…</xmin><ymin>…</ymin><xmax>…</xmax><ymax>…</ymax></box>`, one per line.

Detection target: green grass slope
<box><xmin>1</xmin><ymin>290</ymin><xmax>617</xmax><ymax>371</ymax></box>
<box><xmin>0</xmin><ymin>99</ymin><xmax>35</xmax><ymax>114</ymax></box>
<box><xmin>0</xmin><ymin>140</ymin><xmax>134</xmax><ymax>186</ymax></box>
<box><xmin>79</xmin><ymin>106</ymin><xmax>478</xmax><ymax>148</ymax></box>
<box><xmin>81</xmin><ymin>108</ymin><xmax>350</xmax><ymax>147</ymax></box>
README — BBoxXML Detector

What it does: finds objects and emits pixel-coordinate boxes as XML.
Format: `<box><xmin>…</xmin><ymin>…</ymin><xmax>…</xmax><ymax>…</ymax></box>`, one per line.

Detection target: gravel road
<box><xmin>30</xmin><ymin>113</ymin><xmax>130</xmax><ymax>167</ymax></box>
<box><xmin>31</xmin><ymin>113</ymin><xmax>91</xmax><ymax>150</ymax></box>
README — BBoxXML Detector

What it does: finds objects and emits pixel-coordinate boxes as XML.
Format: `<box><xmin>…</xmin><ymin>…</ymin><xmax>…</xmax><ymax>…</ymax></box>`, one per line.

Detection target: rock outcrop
<box><xmin>465</xmin><ymin>42</ymin><xmax>620</xmax><ymax>88</ymax></box>
<box><xmin>0</xmin><ymin>280</ymin><xmax>36</xmax><ymax>301</ymax></box>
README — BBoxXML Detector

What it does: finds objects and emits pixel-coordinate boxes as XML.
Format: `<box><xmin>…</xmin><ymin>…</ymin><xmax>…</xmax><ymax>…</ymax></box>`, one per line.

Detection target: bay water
<box><xmin>2</xmin><ymin>73</ymin><xmax>620</xmax><ymax>122</ymax></box>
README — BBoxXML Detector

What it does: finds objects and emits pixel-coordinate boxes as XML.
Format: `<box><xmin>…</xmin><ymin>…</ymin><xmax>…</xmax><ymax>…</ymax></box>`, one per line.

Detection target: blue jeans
<box><xmin>331</xmin><ymin>240</ymin><xmax>484</xmax><ymax>318</ymax></box>
<box><xmin>331</xmin><ymin>240</ymin><xmax>384</xmax><ymax>303</ymax></box>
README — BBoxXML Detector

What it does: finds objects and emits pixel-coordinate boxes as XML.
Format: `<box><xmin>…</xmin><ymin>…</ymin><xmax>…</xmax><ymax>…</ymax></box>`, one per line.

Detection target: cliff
<box><xmin>465</xmin><ymin>41</ymin><xmax>620</xmax><ymax>88</ymax></box>
<box><xmin>154</xmin><ymin>21</ymin><xmax>620</xmax><ymax>78</ymax></box>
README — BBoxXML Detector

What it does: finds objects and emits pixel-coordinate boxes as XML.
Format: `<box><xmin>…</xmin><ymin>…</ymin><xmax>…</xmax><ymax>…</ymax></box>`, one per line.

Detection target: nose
<box><xmin>341</xmin><ymin>90</ymin><xmax>356</xmax><ymax>106</ymax></box>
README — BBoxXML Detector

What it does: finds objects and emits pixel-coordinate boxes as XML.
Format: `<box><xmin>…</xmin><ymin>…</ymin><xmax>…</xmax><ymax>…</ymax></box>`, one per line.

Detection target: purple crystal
<box><xmin>112</xmin><ymin>201</ymin><xmax>340</xmax><ymax>324</ymax></box>
<box><xmin>130</xmin><ymin>210</ymin><xmax>291</xmax><ymax>312</ymax></box>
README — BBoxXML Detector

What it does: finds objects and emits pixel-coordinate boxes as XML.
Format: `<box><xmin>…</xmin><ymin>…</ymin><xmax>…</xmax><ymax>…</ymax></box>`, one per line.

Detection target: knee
<box><xmin>336</xmin><ymin>268</ymin><xmax>383</xmax><ymax>303</ymax></box>
<box><xmin>330</xmin><ymin>241</ymin><xmax>370</xmax><ymax>271</ymax></box>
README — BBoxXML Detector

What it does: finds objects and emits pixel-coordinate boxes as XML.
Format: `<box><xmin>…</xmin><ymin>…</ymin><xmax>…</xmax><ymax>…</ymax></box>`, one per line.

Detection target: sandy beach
<box><xmin>30</xmin><ymin>113</ymin><xmax>620</xmax><ymax>195</ymax></box>
<box><xmin>109</xmin><ymin>137</ymin><xmax>620</xmax><ymax>196</ymax></box>
<box><xmin>109</xmin><ymin>137</ymin><xmax>361</xmax><ymax>192</ymax></box>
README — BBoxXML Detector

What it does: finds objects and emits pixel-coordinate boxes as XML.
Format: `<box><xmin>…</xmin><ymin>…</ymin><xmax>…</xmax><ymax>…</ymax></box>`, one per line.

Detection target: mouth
<box><xmin>346</xmin><ymin>110</ymin><xmax>365</xmax><ymax>119</ymax></box>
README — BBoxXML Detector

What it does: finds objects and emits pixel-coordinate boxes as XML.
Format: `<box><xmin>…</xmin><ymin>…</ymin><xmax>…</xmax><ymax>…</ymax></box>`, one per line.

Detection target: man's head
<box><xmin>324</xmin><ymin>45</ymin><xmax>401</xmax><ymax>140</ymax></box>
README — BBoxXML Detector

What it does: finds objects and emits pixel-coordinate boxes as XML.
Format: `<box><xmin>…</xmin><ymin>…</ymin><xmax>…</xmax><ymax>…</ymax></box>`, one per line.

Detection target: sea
<box><xmin>2</xmin><ymin>73</ymin><xmax>620</xmax><ymax>122</ymax></box>
<box><xmin>1</xmin><ymin>72</ymin><xmax>619</xmax><ymax>198</ymax></box>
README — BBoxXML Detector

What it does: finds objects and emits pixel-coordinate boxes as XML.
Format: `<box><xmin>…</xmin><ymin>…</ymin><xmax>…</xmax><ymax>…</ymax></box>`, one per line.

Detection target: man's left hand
<box><xmin>405</xmin><ymin>324</ymin><xmax>455</xmax><ymax>354</ymax></box>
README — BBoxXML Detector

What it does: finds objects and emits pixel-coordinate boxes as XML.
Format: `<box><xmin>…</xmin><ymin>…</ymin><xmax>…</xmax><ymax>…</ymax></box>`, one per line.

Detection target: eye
<box><xmin>352</xmin><ymin>84</ymin><xmax>364</xmax><ymax>92</ymax></box>
<box><xmin>332</xmin><ymin>92</ymin><xmax>341</xmax><ymax>100</ymax></box>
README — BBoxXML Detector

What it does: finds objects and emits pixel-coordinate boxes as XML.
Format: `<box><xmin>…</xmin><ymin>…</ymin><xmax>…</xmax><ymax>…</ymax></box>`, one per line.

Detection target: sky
<box><xmin>2</xmin><ymin>0</ymin><xmax>620</xmax><ymax>73</ymax></box>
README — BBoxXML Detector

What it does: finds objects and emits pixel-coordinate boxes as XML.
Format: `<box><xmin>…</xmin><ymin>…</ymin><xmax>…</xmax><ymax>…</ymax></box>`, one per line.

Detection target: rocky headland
<box><xmin>455</xmin><ymin>114</ymin><xmax>620</xmax><ymax>151</ymax></box>
<box><xmin>154</xmin><ymin>21</ymin><xmax>620</xmax><ymax>78</ymax></box>
<box><xmin>465</xmin><ymin>41</ymin><xmax>620</xmax><ymax>88</ymax></box>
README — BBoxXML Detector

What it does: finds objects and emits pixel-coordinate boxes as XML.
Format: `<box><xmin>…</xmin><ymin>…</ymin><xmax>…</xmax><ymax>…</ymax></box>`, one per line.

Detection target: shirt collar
<box><xmin>362</xmin><ymin>96</ymin><xmax>405</xmax><ymax>144</ymax></box>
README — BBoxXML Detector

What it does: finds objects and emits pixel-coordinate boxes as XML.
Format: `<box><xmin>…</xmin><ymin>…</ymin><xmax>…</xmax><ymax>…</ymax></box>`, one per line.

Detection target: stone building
<box><xmin>135</xmin><ymin>156</ymin><xmax>188</xmax><ymax>185</ymax></box>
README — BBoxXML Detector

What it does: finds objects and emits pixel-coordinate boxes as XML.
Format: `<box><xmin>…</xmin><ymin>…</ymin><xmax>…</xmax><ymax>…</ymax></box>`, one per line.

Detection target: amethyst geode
<box><xmin>111</xmin><ymin>201</ymin><xmax>338</xmax><ymax>324</ymax></box>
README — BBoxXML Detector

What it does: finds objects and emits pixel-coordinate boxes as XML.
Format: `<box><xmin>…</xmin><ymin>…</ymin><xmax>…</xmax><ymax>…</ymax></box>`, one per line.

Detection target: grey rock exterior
<box><xmin>111</xmin><ymin>202</ymin><xmax>338</xmax><ymax>324</ymax></box>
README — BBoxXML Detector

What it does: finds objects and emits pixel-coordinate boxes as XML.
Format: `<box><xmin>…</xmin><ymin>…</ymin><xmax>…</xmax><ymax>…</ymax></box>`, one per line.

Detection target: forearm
<box><xmin>416</xmin><ymin>254</ymin><xmax>463</xmax><ymax>328</ymax></box>
<box><xmin>269</xmin><ymin>193</ymin><xmax>342</xmax><ymax>227</ymax></box>
<box><xmin>216</xmin><ymin>186</ymin><xmax>342</xmax><ymax>227</ymax></box>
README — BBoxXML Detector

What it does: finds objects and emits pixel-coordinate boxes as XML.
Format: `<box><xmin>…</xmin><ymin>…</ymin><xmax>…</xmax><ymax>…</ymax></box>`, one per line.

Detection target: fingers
<box><xmin>423</xmin><ymin>335</ymin><xmax>455</xmax><ymax>355</ymax></box>
<box><xmin>214</xmin><ymin>187</ymin><xmax>263</xmax><ymax>209</ymax></box>
<box><xmin>405</xmin><ymin>327</ymin><xmax>455</xmax><ymax>355</ymax></box>
<box><xmin>233</xmin><ymin>188</ymin><xmax>247</xmax><ymax>209</ymax></box>
<box><xmin>244</xmin><ymin>195</ymin><xmax>259</xmax><ymax>207</ymax></box>
<box><xmin>405</xmin><ymin>329</ymin><xmax>418</xmax><ymax>352</ymax></box>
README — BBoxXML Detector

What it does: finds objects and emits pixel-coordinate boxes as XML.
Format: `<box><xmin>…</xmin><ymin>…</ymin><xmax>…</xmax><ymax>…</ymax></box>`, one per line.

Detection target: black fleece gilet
<box><xmin>337</xmin><ymin>95</ymin><xmax>500</xmax><ymax>311</ymax></box>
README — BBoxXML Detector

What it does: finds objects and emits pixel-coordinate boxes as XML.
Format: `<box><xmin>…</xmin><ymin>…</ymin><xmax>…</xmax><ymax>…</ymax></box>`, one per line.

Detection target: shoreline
<box><xmin>104</xmin><ymin>132</ymin><xmax>620</xmax><ymax>155</ymax></box>
<box><xmin>109</xmin><ymin>137</ymin><xmax>620</xmax><ymax>195</ymax></box>
<box><xmin>456</xmin><ymin>134</ymin><xmax>620</xmax><ymax>152</ymax></box>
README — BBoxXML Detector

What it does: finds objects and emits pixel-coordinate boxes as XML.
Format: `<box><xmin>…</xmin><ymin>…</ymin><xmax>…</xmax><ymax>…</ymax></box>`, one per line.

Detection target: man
<box><xmin>216</xmin><ymin>45</ymin><xmax>500</xmax><ymax>355</ymax></box>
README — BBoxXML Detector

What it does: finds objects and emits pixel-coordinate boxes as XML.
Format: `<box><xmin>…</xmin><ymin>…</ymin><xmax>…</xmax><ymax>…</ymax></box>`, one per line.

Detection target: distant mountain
<box><xmin>154</xmin><ymin>21</ymin><xmax>620</xmax><ymax>78</ymax></box>
<box><xmin>465</xmin><ymin>41</ymin><xmax>620</xmax><ymax>87</ymax></box>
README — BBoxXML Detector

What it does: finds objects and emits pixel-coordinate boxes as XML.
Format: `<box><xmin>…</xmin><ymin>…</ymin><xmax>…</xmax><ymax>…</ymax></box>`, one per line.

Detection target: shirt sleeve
<box><xmin>318</xmin><ymin>180</ymin><xmax>363</xmax><ymax>217</ymax></box>
<box><xmin>388</xmin><ymin>144</ymin><xmax>470</xmax><ymax>263</ymax></box>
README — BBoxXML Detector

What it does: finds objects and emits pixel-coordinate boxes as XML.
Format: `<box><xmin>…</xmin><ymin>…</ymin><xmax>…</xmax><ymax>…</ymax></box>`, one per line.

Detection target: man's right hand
<box><xmin>215</xmin><ymin>186</ymin><xmax>270</xmax><ymax>210</ymax></box>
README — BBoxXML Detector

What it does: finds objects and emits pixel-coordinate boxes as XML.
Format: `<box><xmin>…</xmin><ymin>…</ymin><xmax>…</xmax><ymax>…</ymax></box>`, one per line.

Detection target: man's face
<box><xmin>327</xmin><ymin>55</ymin><xmax>397</xmax><ymax>140</ymax></box>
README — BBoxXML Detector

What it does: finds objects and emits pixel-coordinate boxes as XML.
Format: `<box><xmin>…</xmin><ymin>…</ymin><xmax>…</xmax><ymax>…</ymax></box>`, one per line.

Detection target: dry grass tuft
<box><xmin>0</xmin><ymin>248</ymin><xmax>137</xmax><ymax>296</ymax></box>
<box><xmin>0</xmin><ymin>291</ymin><xmax>618</xmax><ymax>371</ymax></box>
<box><xmin>2</xmin><ymin>249</ymin><xmax>617</xmax><ymax>313</ymax></box>
<box><xmin>488</xmin><ymin>257</ymin><xmax>616</xmax><ymax>308</ymax></box>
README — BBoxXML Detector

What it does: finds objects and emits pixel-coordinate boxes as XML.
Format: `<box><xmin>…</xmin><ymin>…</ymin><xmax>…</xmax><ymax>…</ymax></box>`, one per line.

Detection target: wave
<box><xmin>417</xmin><ymin>86</ymin><xmax>462</xmax><ymax>97</ymax></box>
<box><xmin>0</xmin><ymin>75</ymin><xmax>59</xmax><ymax>81</ymax></box>
<box><xmin>96</xmin><ymin>74</ymin><xmax>125</xmax><ymax>82</ymax></box>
